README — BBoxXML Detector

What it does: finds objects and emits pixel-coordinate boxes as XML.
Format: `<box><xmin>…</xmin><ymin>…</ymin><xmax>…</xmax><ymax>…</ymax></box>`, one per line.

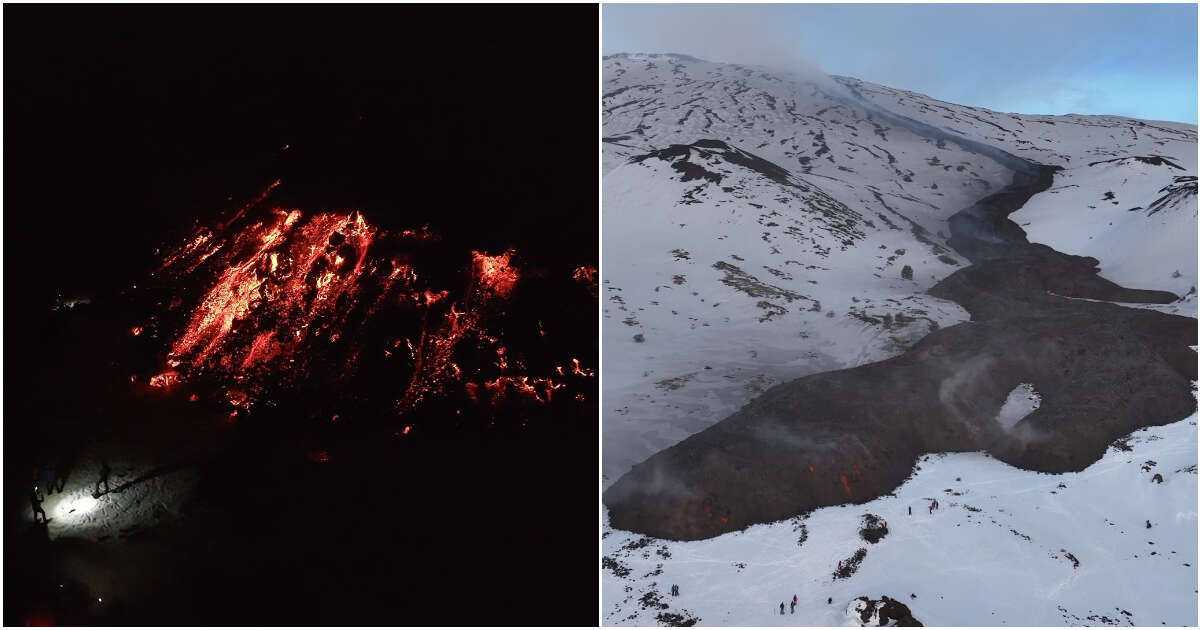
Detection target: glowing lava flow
<box><xmin>149</xmin><ymin>371</ymin><xmax>182</xmax><ymax>388</ymax></box>
<box><xmin>396</xmin><ymin>248</ymin><xmax>596</xmax><ymax>412</ymax></box>
<box><xmin>395</xmin><ymin>249</ymin><xmax>520</xmax><ymax>413</ymax></box>
<box><xmin>573</xmin><ymin>264</ymin><xmax>597</xmax><ymax>298</ymax></box>
<box><xmin>166</xmin><ymin>209</ymin><xmax>378</xmax><ymax>372</ymax></box>
<box><xmin>472</xmin><ymin>249</ymin><xmax>519</xmax><ymax>299</ymax></box>
<box><xmin>146</xmin><ymin>182</ymin><xmax>596</xmax><ymax>424</ymax></box>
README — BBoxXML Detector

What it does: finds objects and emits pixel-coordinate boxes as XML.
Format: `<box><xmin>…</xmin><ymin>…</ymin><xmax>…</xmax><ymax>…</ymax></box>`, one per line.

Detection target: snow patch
<box><xmin>29</xmin><ymin>451</ymin><xmax>198</xmax><ymax>543</ymax></box>
<box><xmin>604</xmin><ymin>403</ymin><xmax>1197</xmax><ymax>626</ymax></box>
<box><xmin>995</xmin><ymin>383</ymin><xmax>1041</xmax><ymax>430</ymax></box>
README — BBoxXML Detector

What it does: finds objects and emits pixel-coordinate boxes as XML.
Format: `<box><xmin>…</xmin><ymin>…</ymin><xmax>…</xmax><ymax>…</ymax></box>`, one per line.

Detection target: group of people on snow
<box><xmin>28</xmin><ymin>459</ymin><xmax>114</xmax><ymax>524</ymax></box>
<box><xmin>29</xmin><ymin>462</ymin><xmax>63</xmax><ymax>524</ymax></box>
<box><xmin>768</xmin><ymin>501</ymin><xmax>960</xmax><ymax>617</ymax></box>
<box><xmin>780</xmin><ymin>594</ymin><xmax>835</xmax><ymax>615</ymax></box>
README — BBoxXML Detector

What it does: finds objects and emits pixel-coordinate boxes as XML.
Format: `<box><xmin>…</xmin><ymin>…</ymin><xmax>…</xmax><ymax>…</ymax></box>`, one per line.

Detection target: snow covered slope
<box><xmin>841</xmin><ymin>76</ymin><xmax>1198</xmax><ymax>301</ymax></box>
<box><xmin>602</xmin><ymin>53</ymin><xmax>1197</xmax><ymax>483</ymax></box>
<box><xmin>603</xmin><ymin>403</ymin><xmax>1198</xmax><ymax>627</ymax></box>
<box><xmin>603</xmin><ymin>54</ymin><xmax>1012</xmax><ymax>481</ymax></box>
<box><xmin>602</xmin><ymin>53</ymin><xmax>1196</xmax><ymax>626</ymax></box>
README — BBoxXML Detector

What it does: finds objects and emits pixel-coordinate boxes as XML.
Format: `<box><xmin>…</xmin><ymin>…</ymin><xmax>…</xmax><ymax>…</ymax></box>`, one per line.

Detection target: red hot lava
<box><xmin>146</xmin><ymin>182</ymin><xmax>595</xmax><ymax>425</ymax></box>
<box><xmin>166</xmin><ymin>208</ymin><xmax>378</xmax><ymax>372</ymax></box>
<box><xmin>472</xmin><ymin>249</ymin><xmax>519</xmax><ymax>299</ymax></box>
<box><xmin>573</xmin><ymin>265</ymin><xmax>598</xmax><ymax>298</ymax></box>
<box><xmin>149</xmin><ymin>371</ymin><xmax>183</xmax><ymax>388</ymax></box>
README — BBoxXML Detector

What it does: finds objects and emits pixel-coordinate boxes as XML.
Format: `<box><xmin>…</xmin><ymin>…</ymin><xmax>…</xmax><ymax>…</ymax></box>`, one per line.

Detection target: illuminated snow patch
<box><xmin>53</xmin><ymin>494</ymin><xmax>99</xmax><ymax>522</ymax></box>
<box><xmin>35</xmin><ymin>453</ymin><xmax>200</xmax><ymax>542</ymax></box>
<box><xmin>995</xmin><ymin>382</ymin><xmax>1040</xmax><ymax>430</ymax></box>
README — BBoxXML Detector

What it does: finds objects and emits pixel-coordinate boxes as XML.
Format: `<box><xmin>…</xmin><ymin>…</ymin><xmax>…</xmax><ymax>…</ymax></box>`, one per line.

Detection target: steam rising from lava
<box><xmin>143</xmin><ymin>181</ymin><xmax>595</xmax><ymax>425</ymax></box>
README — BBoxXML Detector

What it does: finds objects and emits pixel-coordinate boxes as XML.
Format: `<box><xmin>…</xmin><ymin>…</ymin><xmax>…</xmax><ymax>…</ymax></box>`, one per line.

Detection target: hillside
<box><xmin>602</xmin><ymin>53</ymin><xmax>1197</xmax><ymax>626</ymax></box>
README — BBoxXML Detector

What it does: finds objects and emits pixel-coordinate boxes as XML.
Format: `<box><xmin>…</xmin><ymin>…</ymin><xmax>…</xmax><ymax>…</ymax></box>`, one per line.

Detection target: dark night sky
<box><xmin>5</xmin><ymin>4</ymin><xmax>598</xmax><ymax>625</ymax></box>
<box><xmin>7</xmin><ymin>4</ymin><xmax>598</xmax><ymax>307</ymax></box>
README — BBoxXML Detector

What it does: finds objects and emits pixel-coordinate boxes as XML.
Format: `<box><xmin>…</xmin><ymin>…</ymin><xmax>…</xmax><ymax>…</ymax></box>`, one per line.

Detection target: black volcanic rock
<box><xmin>851</xmin><ymin>595</ymin><xmax>923</xmax><ymax>627</ymax></box>
<box><xmin>632</xmin><ymin>140</ymin><xmax>809</xmax><ymax>189</ymax></box>
<box><xmin>859</xmin><ymin>514</ymin><xmax>889</xmax><ymax>544</ymax></box>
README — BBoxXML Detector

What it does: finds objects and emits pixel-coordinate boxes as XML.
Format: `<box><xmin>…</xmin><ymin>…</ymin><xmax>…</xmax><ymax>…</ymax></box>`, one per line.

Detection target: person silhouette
<box><xmin>93</xmin><ymin>460</ymin><xmax>111</xmax><ymax>498</ymax></box>
<box><xmin>30</xmin><ymin>487</ymin><xmax>47</xmax><ymax>524</ymax></box>
<box><xmin>779</xmin><ymin>602</ymin><xmax>785</xmax><ymax>615</ymax></box>
<box><xmin>42</xmin><ymin>465</ymin><xmax>57</xmax><ymax>496</ymax></box>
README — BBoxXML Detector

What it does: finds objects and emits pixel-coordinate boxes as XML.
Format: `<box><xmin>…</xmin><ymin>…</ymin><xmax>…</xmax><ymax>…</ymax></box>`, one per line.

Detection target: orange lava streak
<box><xmin>569</xmin><ymin>358</ymin><xmax>594</xmax><ymax>377</ymax></box>
<box><xmin>397</xmin><ymin>303</ymin><xmax>477</xmax><ymax>412</ymax></box>
<box><xmin>398</xmin><ymin>224</ymin><xmax>440</xmax><ymax>241</ymax></box>
<box><xmin>149</xmin><ymin>371</ymin><xmax>183</xmax><ymax>388</ymax></box>
<box><xmin>163</xmin><ymin>208</ymin><xmax>381</xmax><ymax>393</ymax></box>
<box><xmin>489</xmin><ymin>375</ymin><xmax>566</xmax><ymax>404</ymax></box>
<box><xmin>471</xmin><ymin>249</ymin><xmax>519</xmax><ymax>298</ymax></box>
<box><xmin>421</xmin><ymin>289</ymin><xmax>449</xmax><ymax>305</ymax></box>
<box><xmin>156</xmin><ymin>231</ymin><xmax>214</xmax><ymax>275</ymax></box>
<box><xmin>218</xmin><ymin>179</ymin><xmax>281</xmax><ymax>231</ymax></box>
<box><xmin>396</xmin><ymin>249</ymin><xmax>521</xmax><ymax>413</ymax></box>
<box><xmin>241</xmin><ymin>331</ymin><xmax>278</xmax><ymax>370</ymax></box>
<box><xmin>572</xmin><ymin>265</ymin><xmax>596</xmax><ymax>283</ymax></box>
<box><xmin>573</xmin><ymin>264</ymin><xmax>598</xmax><ymax>298</ymax></box>
<box><xmin>467</xmin><ymin>376</ymin><xmax>566</xmax><ymax>405</ymax></box>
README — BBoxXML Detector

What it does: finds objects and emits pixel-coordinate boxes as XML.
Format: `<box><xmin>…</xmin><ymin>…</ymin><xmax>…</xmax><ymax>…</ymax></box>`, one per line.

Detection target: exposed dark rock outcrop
<box><xmin>834</xmin><ymin>548</ymin><xmax>868</xmax><ymax>580</ymax></box>
<box><xmin>630</xmin><ymin>140</ymin><xmax>808</xmax><ymax>189</ymax></box>
<box><xmin>859</xmin><ymin>514</ymin><xmax>889</xmax><ymax>544</ymax></box>
<box><xmin>851</xmin><ymin>595</ymin><xmax>923</xmax><ymax>627</ymax></box>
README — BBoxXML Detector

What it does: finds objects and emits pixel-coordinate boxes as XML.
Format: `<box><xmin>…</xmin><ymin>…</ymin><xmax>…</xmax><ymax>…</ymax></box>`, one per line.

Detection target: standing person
<box><xmin>908</xmin><ymin>506</ymin><xmax>911</xmax><ymax>516</ymax></box>
<box><xmin>790</xmin><ymin>598</ymin><xmax>796</xmax><ymax>614</ymax></box>
<box><xmin>42</xmin><ymin>465</ymin><xmax>57</xmax><ymax>496</ymax></box>
<box><xmin>779</xmin><ymin>602</ymin><xmax>785</xmax><ymax>615</ymax></box>
<box><xmin>30</xmin><ymin>486</ymin><xmax>47</xmax><ymax>524</ymax></box>
<box><xmin>928</xmin><ymin>501</ymin><xmax>934</xmax><ymax>514</ymax></box>
<box><xmin>93</xmin><ymin>460</ymin><xmax>111</xmax><ymax>498</ymax></box>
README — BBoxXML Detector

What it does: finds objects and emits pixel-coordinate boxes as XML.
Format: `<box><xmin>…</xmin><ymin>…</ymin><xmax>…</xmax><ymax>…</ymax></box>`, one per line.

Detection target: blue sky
<box><xmin>603</xmin><ymin>4</ymin><xmax>1198</xmax><ymax>124</ymax></box>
